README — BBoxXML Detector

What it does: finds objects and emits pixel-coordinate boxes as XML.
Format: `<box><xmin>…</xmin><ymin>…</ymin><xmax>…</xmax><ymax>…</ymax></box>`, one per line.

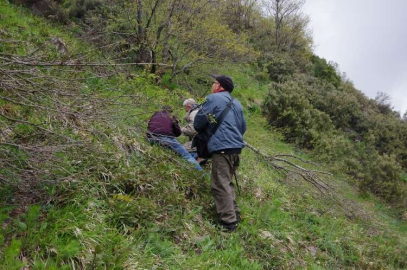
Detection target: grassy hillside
<box><xmin>1</xmin><ymin>1</ymin><xmax>406</xmax><ymax>269</ymax></box>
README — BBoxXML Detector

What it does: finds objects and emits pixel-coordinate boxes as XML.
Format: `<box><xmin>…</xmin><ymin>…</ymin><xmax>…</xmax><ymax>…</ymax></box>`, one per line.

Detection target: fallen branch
<box><xmin>245</xmin><ymin>142</ymin><xmax>333</xmax><ymax>195</ymax></box>
<box><xmin>0</xmin><ymin>56</ymin><xmax>172</xmax><ymax>68</ymax></box>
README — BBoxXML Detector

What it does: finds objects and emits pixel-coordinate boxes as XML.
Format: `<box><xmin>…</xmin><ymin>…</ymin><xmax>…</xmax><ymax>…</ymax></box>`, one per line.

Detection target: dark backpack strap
<box><xmin>190</xmin><ymin>104</ymin><xmax>200</xmax><ymax>113</ymax></box>
<box><xmin>211</xmin><ymin>98</ymin><xmax>234</xmax><ymax>135</ymax></box>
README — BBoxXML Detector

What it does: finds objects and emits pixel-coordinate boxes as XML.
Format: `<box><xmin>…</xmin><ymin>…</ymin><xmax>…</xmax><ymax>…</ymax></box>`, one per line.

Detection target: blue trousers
<box><xmin>148</xmin><ymin>135</ymin><xmax>202</xmax><ymax>171</ymax></box>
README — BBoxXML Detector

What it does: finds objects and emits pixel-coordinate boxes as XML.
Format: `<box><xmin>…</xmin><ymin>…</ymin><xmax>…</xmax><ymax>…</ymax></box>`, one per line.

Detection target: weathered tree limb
<box><xmin>245</xmin><ymin>142</ymin><xmax>334</xmax><ymax>195</ymax></box>
<box><xmin>0</xmin><ymin>57</ymin><xmax>173</xmax><ymax>67</ymax></box>
<box><xmin>274</xmin><ymin>154</ymin><xmax>319</xmax><ymax>166</ymax></box>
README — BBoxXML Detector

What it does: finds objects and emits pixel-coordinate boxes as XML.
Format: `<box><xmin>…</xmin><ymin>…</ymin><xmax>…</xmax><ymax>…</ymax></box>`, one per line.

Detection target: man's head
<box><xmin>211</xmin><ymin>74</ymin><xmax>234</xmax><ymax>94</ymax></box>
<box><xmin>183</xmin><ymin>98</ymin><xmax>196</xmax><ymax>112</ymax></box>
<box><xmin>161</xmin><ymin>105</ymin><xmax>173</xmax><ymax>113</ymax></box>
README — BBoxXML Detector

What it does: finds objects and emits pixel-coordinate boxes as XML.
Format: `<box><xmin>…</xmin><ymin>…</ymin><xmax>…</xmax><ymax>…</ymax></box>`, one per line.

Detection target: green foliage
<box><xmin>263</xmin><ymin>80</ymin><xmax>335</xmax><ymax>148</ymax></box>
<box><xmin>402</xmin><ymin>173</ymin><xmax>407</xmax><ymax>183</ymax></box>
<box><xmin>62</xmin><ymin>0</ymin><xmax>103</xmax><ymax>18</ymax></box>
<box><xmin>1</xmin><ymin>239</ymin><xmax>25</xmax><ymax>270</ymax></box>
<box><xmin>262</xmin><ymin>52</ymin><xmax>299</xmax><ymax>82</ymax></box>
<box><xmin>77</xmin><ymin>0</ymin><xmax>255</xmax><ymax>89</ymax></box>
<box><xmin>1</xmin><ymin>1</ymin><xmax>407</xmax><ymax>270</ymax></box>
<box><xmin>11</xmin><ymin>0</ymin><xmax>70</xmax><ymax>23</ymax></box>
<box><xmin>108</xmin><ymin>195</ymin><xmax>159</xmax><ymax>231</ymax></box>
<box><xmin>362</xmin><ymin>113</ymin><xmax>407</xmax><ymax>167</ymax></box>
<box><xmin>311</xmin><ymin>55</ymin><xmax>342</xmax><ymax>88</ymax></box>
<box><xmin>11</xmin><ymin>0</ymin><xmax>102</xmax><ymax>23</ymax></box>
<box><xmin>359</xmin><ymin>154</ymin><xmax>406</xmax><ymax>204</ymax></box>
<box><xmin>263</xmin><ymin>73</ymin><xmax>407</xmax><ymax>207</ymax></box>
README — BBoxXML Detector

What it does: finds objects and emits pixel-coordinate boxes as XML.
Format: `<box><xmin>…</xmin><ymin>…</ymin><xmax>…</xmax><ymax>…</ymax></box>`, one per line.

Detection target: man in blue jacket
<box><xmin>194</xmin><ymin>75</ymin><xmax>247</xmax><ymax>232</ymax></box>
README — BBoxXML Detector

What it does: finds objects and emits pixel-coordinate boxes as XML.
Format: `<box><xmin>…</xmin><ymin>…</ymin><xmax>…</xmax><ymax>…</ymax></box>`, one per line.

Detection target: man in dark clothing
<box><xmin>194</xmin><ymin>75</ymin><xmax>247</xmax><ymax>232</ymax></box>
<box><xmin>147</xmin><ymin>105</ymin><xmax>202</xmax><ymax>170</ymax></box>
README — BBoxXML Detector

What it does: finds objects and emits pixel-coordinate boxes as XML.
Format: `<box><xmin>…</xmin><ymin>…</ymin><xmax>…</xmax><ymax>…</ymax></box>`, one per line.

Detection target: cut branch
<box><xmin>0</xmin><ymin>57</ymin><xmax>172</xmax><ymax>68</ymax></box>
<box><xmin>245</xmin><ymin>142</ymin><xmax>333</xmax><ymax>195</ymax></box>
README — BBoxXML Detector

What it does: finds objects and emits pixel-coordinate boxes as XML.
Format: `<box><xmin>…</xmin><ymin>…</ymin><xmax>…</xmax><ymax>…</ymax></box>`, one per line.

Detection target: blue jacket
<box><xmin>194</xmin><ymin>91</ymin><xmax>246</xmax><ymax>154</ymax></box>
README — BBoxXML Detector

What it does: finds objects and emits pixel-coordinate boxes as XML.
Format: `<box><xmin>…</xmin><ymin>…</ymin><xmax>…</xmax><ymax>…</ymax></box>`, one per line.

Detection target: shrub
<box><xmin>260</xmin><ymin>52</ymin><xmax>299</xmax><ymax>82</ymax></box>
<box><xmin>311</xmin><ymin>55</ymin><xmax>342</xmax><ymax>88</ymax></box>
<box><xmin>263</xmin><ymin>77</ymin><xmax>407</xmax><ymax>208</ymax></box>
<box><xmin>12</xmin><ymin>0</ymin><xmax>103</xmax><ymax>23</ymax></box>
<box><xmin>13</xmin><ymin>0</ymin><xmax>69</xmax><ymax>23</ymax></box>
<box><xmin>309</xmin><ymin>88</ymin><xmax>363</xmax><ymax>130</ymax></box>
<box><xmin>359</xmin><ymin>153</ymin><xmax>407</xmax><ymax>207</ymax></box>
<box><xmin>263</xmin><ymin>81</ymin><xmax>335</xmax><ymax>149</ymax></box>
<box><xmin>62</xmin><ymin>0</ymin><xmax>103</xmax><ymax>19</ymax></box>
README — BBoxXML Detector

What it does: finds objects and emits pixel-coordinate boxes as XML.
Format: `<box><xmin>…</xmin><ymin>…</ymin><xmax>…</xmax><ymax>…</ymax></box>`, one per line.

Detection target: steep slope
<box><xmin>0</xmin><ymin>2</ymin><xmax>406</xmax><ymax>269</ymax></box>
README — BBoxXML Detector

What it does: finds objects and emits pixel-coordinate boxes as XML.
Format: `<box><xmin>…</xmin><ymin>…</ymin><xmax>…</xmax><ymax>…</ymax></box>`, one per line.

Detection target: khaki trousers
<box><xmin>211</xmin><ymin>153</ymin><xmax>240</xmax><ymax>224</ymax></box>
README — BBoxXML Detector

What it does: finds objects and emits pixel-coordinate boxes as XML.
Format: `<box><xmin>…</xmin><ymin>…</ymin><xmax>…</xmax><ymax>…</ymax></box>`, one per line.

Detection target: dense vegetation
<box><xmin>11</xmin><ymin>0</ymin><xmax>406</xmax><ymax>207</ymax></box>
<box><xmin>263</xmin><ymin>73</ymin><xmax>407</xmax><ymax>206</ymax></box>
<box><xmin>1</xmin><ymin>0</ymin><xmax>406</xmax><ymax>269</ymax></box>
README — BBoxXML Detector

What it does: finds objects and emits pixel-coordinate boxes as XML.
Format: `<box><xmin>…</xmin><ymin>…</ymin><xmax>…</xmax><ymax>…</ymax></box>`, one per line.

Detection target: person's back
<box><xmin>194</xmin><ymin>75</ymin><xmax>246</xmax><ymax>232</ymax></box>
<box><xmin>194</xmin><ymin>91</ymin><xmax>246</xmax><ymax>154</ymax></box>
<box><xmin>147</xmin><ymin>109</ymin><xmax>181</xmax><ymax>138</ymax></box>
<box><xmin>181</xmin><ymin>106</ymin><xmax>199</xmax><ymax>140</ymax></box>
<box><xmin>181</xmin><ymin>99</ymin><xmax>200</xmax><ymax>155</ymax></box>
<box><xmin>147</xmin><ymin>105</ymin><xmax>202</xmax><ymax>171</ymax></box>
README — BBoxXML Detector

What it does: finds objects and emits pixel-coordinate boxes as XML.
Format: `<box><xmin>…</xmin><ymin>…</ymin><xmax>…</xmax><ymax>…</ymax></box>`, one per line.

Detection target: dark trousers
<box><xmin>211</xmin><ymin>153</ymin><xmax>240</xmax><ymax>224</ymax></box>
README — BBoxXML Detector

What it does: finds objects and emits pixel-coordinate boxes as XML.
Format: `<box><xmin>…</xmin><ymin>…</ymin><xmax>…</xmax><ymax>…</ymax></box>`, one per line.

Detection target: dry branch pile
<box><xmin>244</xmin><ymin>142</ymin><xmax>374</xmax><ymax>220</ymax></box>
<box><xmin>0</xmin><ymin>39</ymin><xmax>152</xmax><ymax>206</ymax></box>
<box><xmin>245</xmin><ymin>142</ymin><xmax>333</xmax><ymax>195</ymax></box>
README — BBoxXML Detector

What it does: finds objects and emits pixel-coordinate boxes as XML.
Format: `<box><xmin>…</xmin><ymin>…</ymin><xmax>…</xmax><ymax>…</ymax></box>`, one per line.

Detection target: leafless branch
<box><xmin>245</xmin><ymin>142</ymin><xmax>333</xmax><ymax>195</ymax></box>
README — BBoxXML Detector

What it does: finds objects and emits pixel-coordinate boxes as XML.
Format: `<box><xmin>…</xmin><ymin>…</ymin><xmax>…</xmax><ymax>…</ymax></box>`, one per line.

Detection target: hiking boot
<box><xmin>219</xmin><ymin>220</ymin><xmax>238</xmax><ymax>232</ymax></box>
<box><xmin>235</xmin><ymin>211</ymin><xmax>241</xmax><ymax>222</ymax></box>
<box><xmin>199</xmin><ymin>159</ymin><xmax>208</xmax><ymax>166</ymax></box>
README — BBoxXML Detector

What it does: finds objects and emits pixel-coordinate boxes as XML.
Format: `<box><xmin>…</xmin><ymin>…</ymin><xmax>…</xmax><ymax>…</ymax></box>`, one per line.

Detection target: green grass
<box><xmin>0</xmin><ymin>1</ymin><xmax>406</xmax><ymax>269</ymax></box>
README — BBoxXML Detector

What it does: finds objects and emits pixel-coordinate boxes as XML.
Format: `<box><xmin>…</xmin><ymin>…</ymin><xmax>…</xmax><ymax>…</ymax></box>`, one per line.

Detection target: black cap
<box><xmin>211</xmin><ymin>74</ymin><xmax>234</xmax><ymax>92</ymax></box>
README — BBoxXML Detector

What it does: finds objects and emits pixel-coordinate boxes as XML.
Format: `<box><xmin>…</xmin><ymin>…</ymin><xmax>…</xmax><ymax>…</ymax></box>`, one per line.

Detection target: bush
<box><xmin>359</xmin><ymin>153</ymin><xmax>407</xmax><ymax>207</ymax></box>
<box><xmin>309</xmin><ymin>88</ymin><xmax>363</xmax><ymax>130</ymax></box>
<box><xmin>63</xmin><ymin>0</ymin><xmax>103</xmax><ymax>18</ymax></box>
<box><xmin>260</xmin><ymin>52</ymin><xmax>299</xmax><ymax>82</ymax></box>
<box><xmin>12</xmin><ymin>0</ymin><xmax>103</xmax><ymax>23</ymax></box>
<box><xmin>311</xmin><ymin>55</ymin><xmax>342</xmax><ymax>88</ymax></box>
<box><xmin>263</xmin><ymin>76</ymin><xmax>407</xmax><ymax>208</ymax></box>
<box><xmin>263</xmin><ymin>81</ymin><xmax>335</xmax><ymax>149</ymax></box>
<box><xmin>13</xmin><ymin>0</ymin><xmax>69</xmax><ymax>23</ymax></box>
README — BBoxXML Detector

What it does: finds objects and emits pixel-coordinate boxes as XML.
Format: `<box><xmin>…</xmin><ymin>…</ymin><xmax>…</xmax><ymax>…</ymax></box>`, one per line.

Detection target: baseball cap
<box><xmin>211</xmin><ymin>74</ymin><xmax>234</xmax><ymax>92</ymax></box>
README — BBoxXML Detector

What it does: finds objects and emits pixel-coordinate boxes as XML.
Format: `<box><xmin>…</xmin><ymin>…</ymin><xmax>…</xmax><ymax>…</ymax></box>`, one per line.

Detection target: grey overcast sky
<box><xmin>303</xmin><ymin>0</ymin><xmax>407</xmax><ymax>115</ymax></box>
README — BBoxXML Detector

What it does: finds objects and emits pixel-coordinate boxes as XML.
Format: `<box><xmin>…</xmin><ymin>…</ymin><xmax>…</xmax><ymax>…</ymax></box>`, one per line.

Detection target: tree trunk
<box><xmin>135</xmin><ymin>0</ymin><xmax>149</xmax><ymax>64</ymax></box>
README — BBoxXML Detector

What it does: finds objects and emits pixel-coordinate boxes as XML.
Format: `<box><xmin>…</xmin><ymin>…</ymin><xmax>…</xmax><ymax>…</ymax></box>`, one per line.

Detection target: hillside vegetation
<box><xmin>10</xmin><ymin>0</ymin><xmax>406</xmax><ymax>207</ymax></box>
<box><xmin>1</xmin><ymin>0</ymin><xmax>406</xmax><ymax>269</ymax></box>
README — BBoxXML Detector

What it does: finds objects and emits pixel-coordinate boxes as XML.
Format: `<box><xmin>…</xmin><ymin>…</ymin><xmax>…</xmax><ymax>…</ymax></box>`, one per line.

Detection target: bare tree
<box><xmin>223</xmin><ymin>0</ymin><xmax>260</xmax><ymax>32</ymax></box>
<box><xmin>134</xmin><ymin>0</ymin><xmax>166</xmax><ymax>64</ymax></box>
<box><xmin>374</xmin><ymin>91</ymin><xmax>394</xmax><ymax>115</ymax></box>
<box><xmin>262</xmin><ymin>0</ymin><xmax>309</xmax><ymax>51</ymax></box>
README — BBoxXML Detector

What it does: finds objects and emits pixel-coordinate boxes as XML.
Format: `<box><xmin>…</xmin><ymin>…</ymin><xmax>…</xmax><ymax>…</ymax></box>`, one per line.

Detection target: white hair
<box><xmin>183</xmin><ymin>98</ymin><xmax>196</xmax><ymax>107</ymax></box>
